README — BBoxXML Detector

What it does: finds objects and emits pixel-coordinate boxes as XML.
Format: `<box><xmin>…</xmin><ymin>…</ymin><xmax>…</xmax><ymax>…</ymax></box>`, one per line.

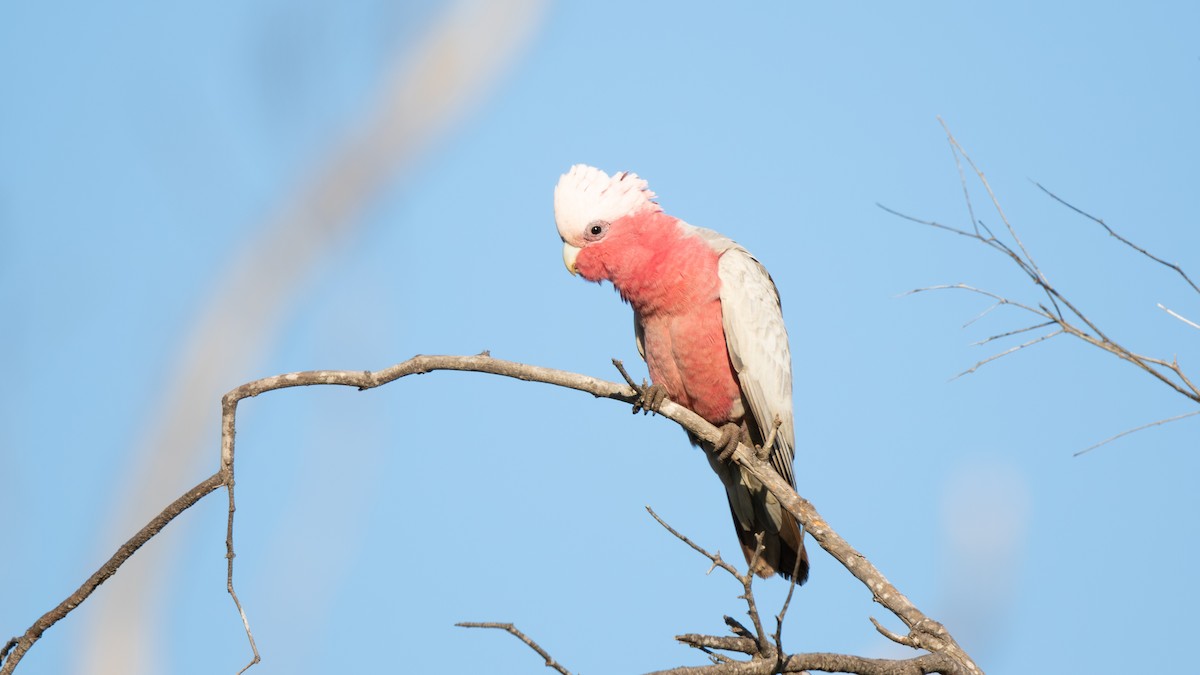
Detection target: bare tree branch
<box><xmin>646</xmin><ymin>507</ymin><xmax>748</xmax><ymax>580</ymax></box>
<box><xmin>3</xmin><ymin>354</ymin><xmax>981</xmax><ymax>675</ymax></box>
<box><xmin>970</xmin><ymin>320</ymin><xmax>1057</xmax><ymax>347</ymax></box>
<box><xmin>646</xmin><ymin>508</ymin><xmax>775</xmax><ymax>660</ymax></box>
<box><xmin>883</xmin><ymin>122</ymin><xmax>1200</xmax><ymax>456</ymax></box>
<box><xmin>780</xmin><ymin>651</ymin><xmax>965</xmax><ymax>675</ymax></box>
<box><xmin>455</xmin><ymin>622</ymin><xmax>573</xmax><ymax>675</ymax></box>
<box><xmin>0</xmin><ymin>474</ymin><xmax>224</xmax><ymax>675</ymax></box>
<box><xmin>675</xmin><ymin>633</ymin><xmax>759</xmax><ymax>655</ymax></box>
<box><xmin>647</xmin><ymin>508</ymin><xmax>969</xmax><ymax>675</ymax></box>
<box><xmin>951</xmin><ymin>329</ymin><xmax>1064</xmax><ymax>380</ymax></box>
<box><xmin>652</xmin><ymin>643</ymin><xmax>965</xmax><ymax>674</ymax></box>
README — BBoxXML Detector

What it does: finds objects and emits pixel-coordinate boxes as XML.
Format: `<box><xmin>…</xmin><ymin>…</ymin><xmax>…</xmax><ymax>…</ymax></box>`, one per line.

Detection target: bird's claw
<box><xmin>714</xmin><ymin>423</ymin><xmax>743</xmax><ymax>463</ymax></box>
<box><xmin>632</xmin><ymin>381</ymin><xmax>668</xmax><ymax>415</ymax></box>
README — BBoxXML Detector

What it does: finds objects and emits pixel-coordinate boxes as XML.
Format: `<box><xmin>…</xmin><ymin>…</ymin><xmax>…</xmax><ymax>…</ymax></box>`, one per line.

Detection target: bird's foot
<box><xmin>632</xmin><ymin>381</ymin><xmax>669</xmax><ymax>415</ymax></box>
<box><xmin>714</xmin><ymin>423</ymin><xmax>744</xmax><ymax>463</ymax></box>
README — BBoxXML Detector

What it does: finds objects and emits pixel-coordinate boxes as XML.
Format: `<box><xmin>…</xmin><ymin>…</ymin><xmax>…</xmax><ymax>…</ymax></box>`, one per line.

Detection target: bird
<box><xmin>553</xmin><ymin>164</ymin><xmax>808</xmax><ymax>582</ymax></box>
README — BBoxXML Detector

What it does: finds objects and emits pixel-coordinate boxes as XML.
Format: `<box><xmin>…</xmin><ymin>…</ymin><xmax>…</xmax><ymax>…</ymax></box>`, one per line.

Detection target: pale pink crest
<box><xmin>554</xmin><ymin>164</ymin><xmax>660</xmax><ymax>244</ymax></box>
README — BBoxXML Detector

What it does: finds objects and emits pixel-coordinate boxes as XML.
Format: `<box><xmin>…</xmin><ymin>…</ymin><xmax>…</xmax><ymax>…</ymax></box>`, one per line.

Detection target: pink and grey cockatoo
<box><xmin>554</xmin><ymin>165</ymin><xmax>808</xmax><ymax>582</ymax></box>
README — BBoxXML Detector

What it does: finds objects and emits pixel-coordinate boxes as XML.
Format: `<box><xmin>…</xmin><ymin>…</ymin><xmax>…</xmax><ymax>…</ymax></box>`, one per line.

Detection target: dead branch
<box><xmin>455</xmin><ymin>622</ymin><xmax>573</xmax><ymax>675</ymax></box>
<box><xmin>2</xmin><ymin>354</ymin><xmax>981</xmax><ymax>675</ymax></box>
<box><xmin>882</xmin><ymin>122</ymin><xmax>1199</xmax><ymax>454</ymax></box>
<box><xmin>647</xmin><ymin>642</ymin><xmax>965</xmax><ymax>674</ymax></box>
<box><xmin>644</xmin><ymin>508</ymin><xmax>970</xmax><ymax>675</ymax></box>
<box><xmin>0</xmin><ymin>474</ymin><xmax>224</xmax><ymax>674</ymax></box>
<box><xmin>646</xmin><ymin>507</ymin><xmax>773</xmax><ymax>659</ymax></box>
<box><xmin>780</xmin><ymin>652</ymin><xmax>966</xmax><ymax>675</ymax></box>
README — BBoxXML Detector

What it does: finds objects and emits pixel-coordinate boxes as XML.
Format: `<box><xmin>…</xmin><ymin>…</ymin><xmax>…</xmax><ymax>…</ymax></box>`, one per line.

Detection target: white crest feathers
<box><xmin>554</xmin><ymin>165</ymin><xmax>660</xmax><ymax>242</ymax></box>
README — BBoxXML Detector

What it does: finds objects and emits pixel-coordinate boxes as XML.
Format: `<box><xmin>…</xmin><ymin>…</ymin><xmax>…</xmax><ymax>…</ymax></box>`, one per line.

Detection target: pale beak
<box><xmin>562</xmin><ymin>242</ymin><xmax>581</xmax><ymax>276</ymax></box>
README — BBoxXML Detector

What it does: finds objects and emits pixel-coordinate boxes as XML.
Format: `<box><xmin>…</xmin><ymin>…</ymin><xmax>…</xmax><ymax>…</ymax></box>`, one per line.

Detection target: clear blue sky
<box><xmin>3</xmin><ymin>2</ymin><xmax>1198</xmax><ymax>674</ymax></box>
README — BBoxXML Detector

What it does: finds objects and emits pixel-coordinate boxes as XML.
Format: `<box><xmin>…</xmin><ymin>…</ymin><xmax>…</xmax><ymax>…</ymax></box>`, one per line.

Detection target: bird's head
<box><xmin>553</xmin><ymin>164</ymin><xmax>662</xmax><ymax>279</ymax></box>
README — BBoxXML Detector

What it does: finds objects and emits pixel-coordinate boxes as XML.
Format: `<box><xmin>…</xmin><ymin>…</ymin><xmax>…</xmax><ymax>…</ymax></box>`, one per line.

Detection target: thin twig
<box><xmin>612</xmin><ymin>357</ymin><xmax>640</xmax><ymax>390</ymax></box>
<box><xmin>962</xmin><ymin>301</ymin><xmax>1002</xmax><ymax>328</ymax></box>
<box><xmin>1159</xmin><ymin>304</ymin><xmax>1200</xmax><ymax>331</ymax></box>
<box><xmin>740</xmin><ymin>534</ymin><xmax>770</xmax><ymax>655</ymax></box>
<box><xmin>903</xmin><ymin>284</ymin><xmax>1043</xmax><ymax>318</ymax></box>
<box><xmin>646</xmin><ymin>508</ymin><xmax>776</xmax><ymax>659</ymax></box>
<box><xmin>970</xmin><ymin>321</ymin><xmax>1057</xmax><ymax>347</ymax></box>
<box><xmin>675</xmin><ymin>634</ymin><xmax>757</xmax><ymax>655</ymax></box>
<box><xmin>456</xmin><ymin>622</ymin><xmax>573</xmax><ymax>675</ymax></box>
<box><xmin>759</xmin><ymin>415</ymin><xmax>783</xmax><ymax>461</ymax></box>
<box><xmin>1034</xmin><ymin>182</ymin><xmax>1200</xmax><ymax>295</ymax></box>
<box><xmin>887</xmin><ymin>121</ymin><xmax>1199</xmax><ymax>423</ymax></box>
<box><xmin>939</xmin><ymin>117</ymin><xmax>1046</xmax><ymax>288</ymax></box>
<box><xmin>875</xmin><ymin>204</ymin><xmax>981</xmax><ymax>241</ymax></box>
<box><xmin>772</xmin><ymin>552</ymin><xmax>803</xmax><ymax>657</ymax></box>
<box><xmin>951</xmin><ymin>330</ymin><xmax>1064</xmax><ymax>380</ymax></box>
<box><xmin>945</xmin><ymin>125</ymin><xmax>981</xmax><ymax>238</ymax></box>
<box><xmin>870</xmin><ymin>616</ymin><xmax>916</xmax><ymax>649</ymax></box>
<box><xmin>645</xmin><ymin>507</ymin><xmax>744</xmax><ymax>579</ymax></box>
<box><xmin>1074</xmin><ymin>410</ymin><xmax>1200</xmax><ymax>457</ymax></box>
<box><xmin>222</xmin><ymin>393</ymin><xmax>258</xmax><ymax>673</ymax></box>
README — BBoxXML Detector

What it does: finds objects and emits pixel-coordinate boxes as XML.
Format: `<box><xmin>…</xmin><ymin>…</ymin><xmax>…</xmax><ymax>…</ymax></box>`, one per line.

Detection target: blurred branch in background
<box><xmin>78</xmin><ymin>2</ymin><xmax>546</xmax><ymax>673</ymax></box>
<box><xmin>880</xmin><ymin>119</ymin><xmax>1199</xmax><ymax>456</ymax></box>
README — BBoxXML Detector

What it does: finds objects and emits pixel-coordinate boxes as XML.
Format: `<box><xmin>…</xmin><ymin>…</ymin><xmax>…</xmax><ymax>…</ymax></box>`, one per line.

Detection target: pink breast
<box><xmin>640</xmin><ymin>302</ymin><xmax>742</xmax><ymax>426</ymax></box>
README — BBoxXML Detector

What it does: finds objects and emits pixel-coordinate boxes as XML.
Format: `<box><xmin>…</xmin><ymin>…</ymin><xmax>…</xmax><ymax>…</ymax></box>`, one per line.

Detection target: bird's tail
<box><xmin>718</xmin><ymin>466</ymin><xmax>809</xmax><ymax>583</ymax></box>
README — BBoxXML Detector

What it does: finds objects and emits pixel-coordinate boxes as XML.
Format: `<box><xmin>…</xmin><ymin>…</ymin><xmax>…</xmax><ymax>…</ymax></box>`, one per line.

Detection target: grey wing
<box><xmin>716</xmin><ymin>245</ymin><xmax>797</xmax><ymax>487</ymax></box>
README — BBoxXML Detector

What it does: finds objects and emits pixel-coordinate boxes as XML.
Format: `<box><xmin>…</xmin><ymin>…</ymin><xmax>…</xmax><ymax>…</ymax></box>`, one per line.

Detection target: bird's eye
<box><xmin>585</xmin><ymin>220</ymin><xmax>609</xmax><ymax>241</ymax></box>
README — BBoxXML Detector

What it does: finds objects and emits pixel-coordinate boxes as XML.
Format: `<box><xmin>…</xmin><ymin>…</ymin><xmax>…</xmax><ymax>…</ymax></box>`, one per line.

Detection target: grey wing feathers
<box><xmin>715</xmin><ymin>244</ymin><xmax>797</xmax><ymax>487</ymax></box>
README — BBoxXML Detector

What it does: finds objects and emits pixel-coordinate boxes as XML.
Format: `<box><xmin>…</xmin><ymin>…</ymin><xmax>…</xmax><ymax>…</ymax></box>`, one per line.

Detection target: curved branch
<box><xmin>216</xmin><ymin>354</ymin><xmax>980</xmax><ymax>673</ymax></box>
<box><xmin>4</xmin><ymin>353</ymin><xmax>980</xmax><ymax>675</ymax></box>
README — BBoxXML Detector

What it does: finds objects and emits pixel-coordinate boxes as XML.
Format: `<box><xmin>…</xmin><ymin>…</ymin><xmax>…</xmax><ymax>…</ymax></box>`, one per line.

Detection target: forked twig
<box><xmin>970</xmin><ymin>321</ymin><xmax>1056</xmax><ymax>347</ymax></box>
<box><xmin>884</xmin><ymin>120</ymin><xmax>1199</xmax><ymax>456</ymax></box>
<box><xmin>951</xmin><ymin>329</ymin><xmax>1064</xmax><ymax>380</ymax></box>
<box><xmin>646</xmin><ymin>507</ymin><xmax>774</xmax><ymax>658</ymax></box>
<box><xmin>645</xmin><ymin>507</ymin><xmax>747</xmax><ymax>581</ymax></box>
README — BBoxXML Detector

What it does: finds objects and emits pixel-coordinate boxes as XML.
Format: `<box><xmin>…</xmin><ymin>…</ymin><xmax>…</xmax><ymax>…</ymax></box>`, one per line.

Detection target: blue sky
<box><xmin>2</xmin><ymin>2</ymin><xmax>1198</xmax><ymax>674</ymax></box>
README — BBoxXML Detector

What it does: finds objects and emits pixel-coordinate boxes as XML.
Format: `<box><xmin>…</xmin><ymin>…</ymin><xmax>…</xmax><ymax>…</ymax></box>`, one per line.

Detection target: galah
<box><xmin>553</xmin><ymin>165</ymin><xmax>808</xmax><ymax>582</ymax></box>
